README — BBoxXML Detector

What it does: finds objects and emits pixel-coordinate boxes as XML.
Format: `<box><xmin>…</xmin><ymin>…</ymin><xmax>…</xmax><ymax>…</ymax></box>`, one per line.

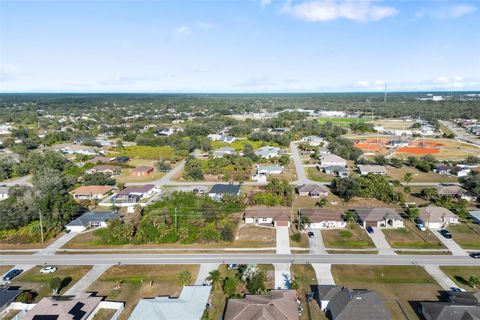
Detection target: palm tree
<box><xmin>404</xmin><ymin>172</ymin><xmax>413</xmax><ymax>186</ymax></box>
<box><xmin>176</xmin><ymin>270</ymin><xmax>192</xmax><ymax>287</ymax></box>
<box><xmin>206</xmin><ymin>269</ymin><xmax>221</xmax><ymax>288</ymax></box>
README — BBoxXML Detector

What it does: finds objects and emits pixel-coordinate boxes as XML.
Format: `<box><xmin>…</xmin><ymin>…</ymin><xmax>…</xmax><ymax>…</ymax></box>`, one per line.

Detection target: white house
<box><xmin>418</xmin><ymin>206</ymin><xmax>459</xmax><ymax>229</ymax></box>
<box><xmin>0</xmin><ymin>186</ymin><xmax>9</xmax><ymax>201</ymax></box>
<box><xmin>357</xmin><ymin>165</ymin><xmax>387</xmax><ymax>175</ymax></box>
<box><xmin>244</xmin><ymin>206</ymin><xmax>291</xmax><ymax>227</ymax></box>
<box><xmin>256</xmin><ymin>165</ymin><xmax>283</xmax><ymax>175</ymax></box>
<box><xmin>318</xmin><ymin>154</ymin><xmax>347</xmax><ymax>168</ymax></box>
<box><xmin>207</xmin><ymin>134</ymin><xmax>222</xmax><ymax>141</ymax></box>
<box><xmin>66</xmin><ymin>211</ymin><xmax>119</xmax><ymax>232</ymax></box>
<box><xmin>255</xmin><ymin>146</ymin><xmax>281</xmax><ymax>159</ymax></box>
<box><xmin>301</xmin><ymin>135</ymin><xmax>325</xmax><ymax>147</ymax></box>
<box><xmin>213</xmin><ymin>147</ymin><xmax>235</xmax><ymax>158</ymax></box>
<box><xmin>299</xmin><ymin>208</ymin><xmax>346</xmax><ymax>229</ymax></box>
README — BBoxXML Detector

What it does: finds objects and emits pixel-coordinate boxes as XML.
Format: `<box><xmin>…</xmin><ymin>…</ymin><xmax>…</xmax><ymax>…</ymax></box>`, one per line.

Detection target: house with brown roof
<box><xmin>353</xmin><ymin>208</ymin><xmax>404</xmax><ymax>228</ymax></box>
<box><xmin>85</xmin><ymin>165</ymin><xmax>122</xmax><ymax>176</ymax></box>
<box><xmin>70</xmin><ymin>185</ymin><xmax>113</xmax><ymax>200</ymax></box>
<box><xmin>244</xmin><ymin>206</ymin><xmax>291</xmax><ymax>227</ymax></box>
<box><xmin>418</xmin><ymin>206</ymin><xmax>460</xmax><ymax>229</ymax></box>
<box><xmin>225</xmin><ymin>290</ymin><xmax>299</xmax><ymax>320</ymax></box>
<box><xmin>299</xmin><ymin>208</ymin><xmax>346</xmax><ymax>229</ymax></box>
<box><xmin>131</xmin><ymin>165</ymin><xmax>154</xmax><ymax>177</ymax></box>
<box><xmin>436</xmin><ymin>185</ymin><xmax>476</xmax><ymax>201</ymax></box>
<box><xmin>295</xmin><ymin>184</ymin><xmax>329</xmax><ymax>198</ymax></box>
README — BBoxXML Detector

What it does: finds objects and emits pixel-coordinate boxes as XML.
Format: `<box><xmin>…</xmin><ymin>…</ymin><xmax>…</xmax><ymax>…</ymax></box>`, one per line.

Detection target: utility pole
<box><xmin>174</xmin><ymin>207</ymin><xmax>177</xmax><ymax>235</ymax></box>
<box><xmin>39</xmin><ymin>209</ymin><xmax>44</xmax><ymax>243</ymax></box>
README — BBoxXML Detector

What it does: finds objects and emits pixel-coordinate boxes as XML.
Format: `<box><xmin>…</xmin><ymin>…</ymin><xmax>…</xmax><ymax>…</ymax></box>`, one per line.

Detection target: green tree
<box><xmin>404</xmin><ymin>172</ymin><xmax>413</xmax><ymax>185</ymax></box>
<box><xmin>223</xmin><ymin>277</ymin><xmax>239</xmax><ymax>297</ymax></box>
<box><xmin>206</xmin><ymin>269</ymin><xmax>221</xmax><ymax>289</ymax></box>
<box><xmin>176</xmin><ymin>270</ymin><xmax>192</xmax><ymax>286</ymax></box>
<box><xmin>50</xmin><ymin>277</ymin><xmax>62</xmax><ymax>294</ymax></box>
<box><xmin>469</xmin><ymin>276</ymin><xmax>480</xmax><ymax>289</ymax></box>
<box><xmin>420</xmin><ymin>187</ymin><xmax>438</xmax><ymax>201</ymax></box>
<box><xmin>330</xmin><ymin>177</ymin><xmax>361</xmax><ymax>201</ymax></box>
<box><xmin>246</xmin><ymin>271</ymin><xmax>266</xmax><ymax>294</ymax></box>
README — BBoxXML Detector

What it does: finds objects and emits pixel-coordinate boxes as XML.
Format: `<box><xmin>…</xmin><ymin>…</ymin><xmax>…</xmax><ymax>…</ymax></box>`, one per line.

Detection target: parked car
<box><xmin>307</xmin><ymin>231</ymin><xmax>314</xmax><ymax>238</ymax></box>
<box><xmin>40</xmin><ymin>266</ymin><xmax>57</xmax><ymax>274</ymax></box>
<box><xmin>227</xmin><ymin>264</ymin><xmax>239</xmax><ymax>270</ymax></box>
<box><xmin>2</xmin><ymin>269</ymin><xmax>23</xmax><ymax>281</ymax></box>
<box><xmin>414</xmin><ymin>217</ymin><xmax>424</xmax><ymax>224</ymax></box>
<box><xmin>416</xmin><ymin>223</ymin><xmax>427</xmax><ymax>231</ymax></box>
<box><xmin>451</xmin><ymin>287</ymin><xmax>466</xmax><ymax>292</ymax></box>
<box><xmin>439</xmin><ymin>229</ymin><xmax>452</xmax><ymax>239</ymax></box>
<box><xmin>366</xmin><ymin>226</ymin><xmax>374</xmax><ymax>234</ymax></box>
<box><xmin>469</xmin><ymin>252</ymin><xmax>480</xmax><ymax>259</ymax></box>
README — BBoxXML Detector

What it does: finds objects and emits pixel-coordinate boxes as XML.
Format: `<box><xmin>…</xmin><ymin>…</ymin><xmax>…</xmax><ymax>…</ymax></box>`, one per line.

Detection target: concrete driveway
<box><xmin>308</xmin><ymin>229</ymin><xmax>327</xmax><ymax>254</ymax></box>
<box><xmin>276</xmin><ymin>227</ymin><xmax>291</xmax><ymax>254</ymax></box>
<box><xmin>431</xmin><ymin>228</ymin><xmax>467</xmax><ymax>256</ymax></box>
<box><xmin>274</xmin><ymin>263</ymin><xmax>291</xmax><ymax>289</ymax></box>
<box><xmin>311</xmin><ymin>263</ymin><xmax>335</xmax><ymax>285</ymax></box>
<box><xmin>65</xmin><ymin>264</ymin><xmax>111</xmax><ymax>295</ymax></box>
<box><xmin>367</xmin><ymin>228</ymin><xmax>396</xmax><ymax>255</ymax></box>
<box><xmin>194</xmin><ymin>263</ymin><xmax>220</xmax><ymax>285</ymax></box>
<box><xmin>423</xmin><ymin>265</ymin><xmax>458</xmax><ymax>290</ymax></box>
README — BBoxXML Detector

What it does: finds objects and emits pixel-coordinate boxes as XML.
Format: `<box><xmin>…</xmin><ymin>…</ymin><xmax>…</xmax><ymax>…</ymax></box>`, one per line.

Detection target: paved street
<box><xmin>2</xmin><ymin>253</ymin><xmax>478</xmax><ymax>266</ymax></box>
<box><xmin>367</xmin><ymin>228</ymin><xmax>396</xmax><ymax>256</ymax></box>
<box><xmin>276</xmin><ymin>227</ymin><xmax>291</xmax><ymax>254</ymax></box>
<box><xmin>308</xmin><ymin>229</ymin><xmax>327</xmax><ymax>254</ymax></box>
<box><xmin>423</xmin><ymin>265</ymin><xmax>458</xmax><ymax>290</ymax></box>
<box><xmin>431</xmin><ymin>228</ymin><xmax>468</xmax><ymax>256</ymax></box>
<box><xmin>290</xmin><ymin>141</ymin><xmax>310</xmax><ymax>185</ymax></box>
<box><xmin>64</xmin><ymin>264</ymin><xmax>112</xmax><ymax>295</ymax></box>
<box><xmin>1</xmin><ymin>175</ymin><xmax>32</xmax><ymax>187</ymax></box>
<box><xmin>439</xmin><ymin>120</ymin><xmax>480</xmax><ymax>147</ymax></box>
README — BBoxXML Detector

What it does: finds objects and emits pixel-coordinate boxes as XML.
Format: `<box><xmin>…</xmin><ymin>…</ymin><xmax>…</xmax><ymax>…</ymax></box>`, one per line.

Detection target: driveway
<box><xmin>423</xmin><ymin>265</ymin><xmax>457</xmax><ymax>290</ymax></box>
<box><xmin>65</xmin><ymin>264</ymin><xmax>111</xmax><ymax>295</ymax></box>
<box><xmin>273</xmin><ymin>263</ymin><xmax>291</xmax><ymax>289</ymax></box>
<box><xmin>367</xmin><ymin>228</ymin><xmax>396</xmax><ymax>255</ymax></box>
<box><xmin>311</xmin><ymin>263</ymin><xmax>335</xmax><ymax>285</ymax></box>
<box><xmin>431</xmin><ymin>228</ymin><xmax>467</xmax><ymax>256</ymax></box>
<box><xmin>0</xmin><ymin>264</ymin><xmax>35</xmax><ymax>286</ymax></box>
<box><xmin>276</xmin><ymin>227</ymin><xmax>291</xmax><ymax>254</ymax></box>
<box><xmin>308</xmin><ymin>229</ymin><xmax>327</xmax><ymax>254</ymax></box>
<box><xmin>194</xmin><ymin>263</ymin><xmax>219</xmax><ymax>285</ymax></box>
<box><xmin>36</xmin><ymin>231</ymin><xmax>80</xmax><ymax>255</ymax></box>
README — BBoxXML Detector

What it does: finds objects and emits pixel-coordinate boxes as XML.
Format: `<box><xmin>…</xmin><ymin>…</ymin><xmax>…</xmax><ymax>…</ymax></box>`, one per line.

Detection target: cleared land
<box><xmin>447</xmin><ymin>224</ymin><xmax>480</xmax><ymax>249</ymax></box>
<box><xmin>114</xmin><ymin>158</ymin><xmax>165</xmax><ymax>183</ymax></box>
<box><xmin>11</xmin><ymin>265</ymin><xmax>92</xmax><ymax>301</ymax></box>
<box><xmin>87</xmin><ymin>265</ymin><xmax>199</xmax><ymax>320</ymax></box>
<box><xmin>291</xmin><ymin>264</ymin><xmax>326</xmax><ymax>320</ymax></box>
<box><xmin>440</xmin><ymin>266</ymin><xmax>480</xmax><ymax>290</ymax></box>
<box><xmin>306</xmin><ymin>167</ymin><xmax>335</xmax><ymax>182</ymax></box>
<box><xmin>392</xmin><ymin>138</ymin><xmax>480</xmax><ymax>160</ymax></box>
<box><xmin>382</xmin><ymin>221</ymin><xmax>445</xmax><ymax>249</ymax></box>
<box><xmin>386</xmin><ymin>166</ymin><xmax>458</xmax><ymax>183</ymax></box>
<box><xmin>0</xmin><ymin>232</ymin><xmax>65</xmax><ymax>250</ymax></box>
<box><xmin>332</xmin><ymin>265</ymin><xmax>442</xmax><ymax>320</ymax></box>
<box><xmin>322</xmin><ymin>226</ymin><xmax>375</xmax><ymax>249</ymax></box>
<box><xmin>318</xmin><ymin>117</ymin><xmax>367</xmax><ymax>127</ymax></box>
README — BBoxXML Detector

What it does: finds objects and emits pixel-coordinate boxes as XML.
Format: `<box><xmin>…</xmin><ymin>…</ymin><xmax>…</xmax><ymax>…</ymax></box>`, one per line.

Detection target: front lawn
<box><xmin>382</xmin><ymin>221</ymin><xmax>445</xmax><ymax>249</ymax></box>
<box><xmin>447</xmin><ymin>224</ymin><xmax>480</xmax><ymax>249</ymax></box>
<box><xmin>386</xmin><ymin>166</ymin><xmax>458</xmax><ymax>183</ymax></box>
<box><xmin>440</xmin><ymin>266</ymin><xmax>480</xmax><ymax>290</ymax></box>
<box><xmin>321</xmin><ymin>226</ymin><xmax>374</xmax><ymax>249</ymax></box>
<box><xmin>332</xmin><ymin>265</ymin><xmax>442</xmax><ymax>320</ymax></box>
<box><xmin>291</xmin><ymin>265</ymin><xmax>326</xmax><ymax>320</ymax></box>
<box><xmin>306</xmin><ymin>167</ymin><xmax>334</xmax><ymax>182</ymax></box>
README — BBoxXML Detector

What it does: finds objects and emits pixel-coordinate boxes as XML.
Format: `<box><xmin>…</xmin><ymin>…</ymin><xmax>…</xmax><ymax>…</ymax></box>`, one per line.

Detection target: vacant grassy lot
<box><xmin>447</xmin><ymin>224</ymin><xmax>480</xmax><ymax>249</ymax></box>
<box><xmin>383</xmin><ymin>221</ymin><xmax>445</xmax><ymax>249</ymax></box>
<box><xmin>306</xmin><ymin>167</ymin><xmax>335</xmax><ymax>182</ymax></box>
<box><xmin>0</xmin><ymin>232</ymin><xmax>65</xmax><ymax>250</ymax></box>
<box><xmin>108</xmin><ymin>145</ymin><xmax>176</xmax><ymax>160</ymax></box>
<box><xmin>291</xmin><ymin>265</ymin><xmax>326</xmax><ymax>320</ymax></box>
<box><xmin>440</xmin><ymin>266</ymin><xmax>480</xmax><ymax>290</ymax></box>
<box><xmin>386</xmin><ymin>166</ymin><xmax>458</xmax><ymax>183</ymax></box>
<box><xmin>332</xmin><ymin>265</ymin><xmax>442</xmax><ymax>320</ymax></box>
<box><xmin>88</xmin><ymin>265</ymin><xmax>199</xmax><ymax>320</ymax></box>
<box><xmin>318</xmin><ymin>117</ymin><xmax>367</xmax><ymax>127</ymax></box>
<box><xmin>12</xmin><ymin>266</ymin><xmax>91</xmax><ymax>301</ymax></box>
<box><xmin>374</xmin><ymin>119</ymin><xmax>414</xmax><ymax>130</ymax></box>
<box><xmin>290</xmin><ymin>230</ymin><xmax>309</xmax><ymax>249</ymax></box>
<box><xmin>322</xmin><ymin>226</ymin><xmax>374</xmax><ymax>249</ymax></box>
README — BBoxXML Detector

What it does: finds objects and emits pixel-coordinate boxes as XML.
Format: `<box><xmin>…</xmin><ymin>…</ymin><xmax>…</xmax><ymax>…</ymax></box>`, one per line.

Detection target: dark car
<box><xmin>439</xmin><ymin>229</ymin><xmax>452</xmax><ymax>239</ymax></box>
<box><xmin>308</xmin><ymin>231</ymin><xmax>314</xmax><ymax>238</ymax></box>
<box><xmin>366</xmin><ymin>226</ymin><xmax>374</xmax><ymax>234</ymax></box>
<box><xmin>414</xmin><ymin>217</ymin><xmax>424</xmax><ymax>224</ymax></box>
<box><xmin>114</xmin><ymin>156</ymin><xmax>129</xmax><ymax>163</ymax></box>
<box><xmin>470</xmin><ymin>252</ymin><xmax>480</xmax><ymax>259</ymax></box>
<box><xmin>3</xmin><ymin>269</ymin><xmax>23</xmax><ymax>281</ymax></box>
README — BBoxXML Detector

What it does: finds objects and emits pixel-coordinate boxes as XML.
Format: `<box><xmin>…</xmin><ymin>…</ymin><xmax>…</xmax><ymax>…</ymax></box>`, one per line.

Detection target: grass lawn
<box><xmin>392</xmin><ymin>138</ymin><xmax>480</xmax><ymax>161</ymax></box>
<box><xmin>386</xmin><ymin>166</ymin><xmax>458</xmax><ymax>183</ymax></box>
<box><xmin>440</xmin><ymin>266</ymin><xmax>480</xmax><ymax>290</ymax></box>
<box><xmin>374</xmin><ymin>119</ymin><xmax>414</xmax><ymax>130</ymax></box>
<box><xmin>447</xmin><ymin>224</ymin><xmax>480</xmax><ymax>249</ymax></box>
<box><xmin>11</xmin><ymin>266</ymin><xmax>92</xmax><ymax>301</ymax></box>
<box><xmin>87</xmin><ymin>265</ymin><xmax>199</xmax><ymax>320</ymax></box>
<box><xmin>382</xmin><ymin>221</ymin><xmax>445</xmax><ymax>249</ymax></box>
<box><xmin>114</xmin><ymin>158</ymin><xmax>165</xmax><ymax>183</ymax></box>
<box><xmin>322</xmin><ymin>225</ymin><xmax>375</xmax><ymax>249</ymax></box>
<box><xmin>332</xmin><ymin>265</ymin><xmax>442</xmax><ymax>320</ymax></box>
<box><xmin>291</xmin><ymin>265</ymin><xmax>326</xmax><ymax>320</ymax></box>
<box><xmin>318</xmin><ymin>117</ymin><xmax>367</xmax><ymax>127</ymax></box>
<box><xmin>290</xmin><ymin>230</ymin><xmax>309</xmax><ymax>249</ymax></box>
<box><xmin>0</xmin><ymin>266</ymin><xmax>13</xmax><ymax>275</ymax></box>
<box><xmin>107</xmin><ymin>145</ymin><xmax>176</xmax><ymax>160</ymax></box>
<box><xmin>92</xmin><ymin>308</ymin><xmax>116</xmax><ymax>320</ymax></box>
<box><xmin>306</xmin><ymin>167</ymin><xmax>334</xmax><ymax>182</ymax></box>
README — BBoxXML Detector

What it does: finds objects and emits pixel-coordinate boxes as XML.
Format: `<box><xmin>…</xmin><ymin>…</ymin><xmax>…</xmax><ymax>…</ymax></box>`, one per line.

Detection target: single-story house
<box><xmin>357</xmin><ymin>165</ymin><xmax>387</xmax><ymax>175</ymax></box>
<box><xmin>418</xmin><ymin>206</ymin><xmax>459</xmax><ymax>229</ymax></box>
<box><xmin>244</xmin><ymin>206</ymin><xmax>291</xmax><ymax>227</ymax></box>
<box><xmin>469</xmin><ymin>210</ymin><xmax>480</xmax><ymax>224</ymax></box>
<box><xmin>131</xmin><ymin>166</ymin><xmax>154</xmax><ymax>177</ymax></box>
<box><xmin>130</xmin><ymin>286</ymin><xmax>212</xmax><ymax>320</ymax></box>
<box><xmin>299</xmin><ymin>208</ymin><xmax>346</xmax><ymax>229</ymax></box>
<box><xmin>323</xmin><ymin>166</ymin><xmax>349</xmax><ymax>177</ymax></box>
<box><xmin>213</xmin><ymin>147</ymin><xmax>235</xmax><ymax>158</ymax></box>
<box><xmin>318</xmin><ymin>154</ymin><xmax>347</xmax><ymax>168</ymax></box>
<box><xmin>225</xmin><ymin>290</ymin><xmax>299</xmax><ymax>320</ymax></box>
<box><xmin>436</xmin><ymin>185</ymin><xmax>476</xmax><ymax>201</ymax></box>
<box><xmin>256</xmin><ymin>165</ymin><xmax>283</xmax><ymax>175</ymax></box>
<box><xmin>219</xmin><ymin>135</ymin><xmax>236</xmax><ymax>144</ymax></box>
<box><xmin>314</xmin><ymin>285</ymin><xmax>392</xmax><ymax>320</ymax></box>
<box><xmin>354</xmin><ymin>207</ymin><xmax>404</xmax><ymax>228</ymax></box>
<box><xmin>85</xmin><ymin>165</ymin><xmax>121</xmax><ymax>176</ymax></box>
<box><xmin>295</xmin><ymin>184</ymin><xmax>329</xmax><ymax>198</ymax></box>
<box><xmin>0</xmin><ymin>286</ymin><xmax>22</xmax><ymax>312</ymax></box>
<box><xmin>207</xmin><ymin>133</ymin><xmax>223</xmax><ymax>141</ymax></box>
<box><xmin>433</xmin><ymin>164</ymin><xmax>451</xmax><ymax>175</ymax></box>
<box><xmin>70</xmin><ymin>185</ymin><xmax>113</xmax><ymax>200</ymax></box>
<box><xmin>301</xmin><ymin>135</ymin><xmax>325</xmax><ymax>147</ymax></box>
<box><xmin>387</xmin><ymin>140</ymin><xmax>409</xmax><ymax>148</ymax></box>
<box><xmin>0</xmin><ymin>186</ymin><xmax>9</xmax><ymax>201</ymax></box>
<box><xmin>86</xmin><ymin>156</ymin><xmax>115</xmax><ymax>164</ymax></box>
<box><xmin>420</xmin><ymin>291</ymin><xmax>480</xmax><ymax>320</ymax></box>
<box><xmin>255</xmin><ymin>146</ymin><xmax>281</xmax><ymax>159</ymax></box>
<box><xmin>112</xmin><ymin>184</ymin><xmax>157</xmax><ymax>203</ymax></box>
<box><xmin>56</xmin><ymin>143</ymin><xmax>98</xmax><ymax>156</ymax></box>
<box><xmin>208</xmin><ymin>184</ymin><xmax>241</xmax><ymax>201</ymax></box>
<box><xmin>66</xmin><ymin>210</ymin><xmax>119</xmax><ymax>232</ymax></box>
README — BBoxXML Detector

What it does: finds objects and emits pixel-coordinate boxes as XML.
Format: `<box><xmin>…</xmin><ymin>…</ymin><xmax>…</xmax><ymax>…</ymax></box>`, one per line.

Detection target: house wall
<box><xmin>245</xmin><ymin>217</ymin><xmax>274</xmax><ymax>224</ymax></box>
<box><xmin>66</xmin><ymin>225</ymin><xmax>86</xmax><ymax>232</ymax></box>
<box><xmin>308</xmin><ymin>221</ymin><xmax>346</xmax><ymax>229</ymax></box>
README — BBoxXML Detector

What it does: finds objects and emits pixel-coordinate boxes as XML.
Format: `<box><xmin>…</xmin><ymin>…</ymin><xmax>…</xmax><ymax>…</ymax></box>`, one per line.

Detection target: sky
<box><xmin>0</xmin><ymin>0</ymin><xmax>479</xmax><ymax>93</ymax></box>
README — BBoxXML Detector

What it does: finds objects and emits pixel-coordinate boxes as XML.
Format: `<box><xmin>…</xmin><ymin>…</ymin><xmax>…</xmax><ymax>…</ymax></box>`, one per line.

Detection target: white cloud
<box><xmin>283</xmin><ymin>0</ymin><xmax>399</xmax><ymax>22</ymax></box>
<box><xmin>261</xmin><ymin>0</ymin><xmax>272</xmax><ymax>8</ymax></box>
<box><xmin>415</xmin><ymin>4</ymin><xmax>477</xmax><ymax>19</ymax></box>
<box><xmin>172</xmin><ymin>26</ymin><xmax>191</xmax><ymax>38</ymax></box>
<box><xmin>447</xmin><ymin>4</ymin><xmax>477</xmax><ymax>18</ymax></box>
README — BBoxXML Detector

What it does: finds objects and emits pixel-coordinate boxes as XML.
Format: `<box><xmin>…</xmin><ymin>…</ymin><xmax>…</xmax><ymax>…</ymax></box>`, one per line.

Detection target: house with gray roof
<box><xmin>357</xmin><ymin>165</ymin><xmax>387</xmax><ymax>176</ymax></box>
<box><xmin>255</xmin><ymin>146</ymin><xmax>281</xmax><ymax>159</ymax></box>
<box><xmin>318</xmin><ymin>154</ymin><xmax>347</xmax><ymax>168</ymax></box>
<box><xmin>256</xmin><ymin>165</ymin><xmax>283</xmax><ymax>175</ymax></box>
<box><xmin>314</xmin><ymin>285</ymin><xmax>392</xmax><ymax>320</ymax></box>
<box><xmin>420</xmin><ymin>291</ymin><xmax>480</xmax><ymax>320</ymax></box>
<box><xmin>295</xmin><ymin>184</ymin><xmax>329</xmax><ymax>198</ymax></box>
<box><xmin>213</xmin><ymin>147</ymin><xmax>235</xmax><ymax>158</ymax></box>
<box><xmin>208</xmin><ymin>184</ymin><xmax>241</xmax><ymax>201</ymax></box>
<box><xmin>323</xmin><ymin>166</ymin><xmax>349</xmax><ymax>177</ymax></box>
<box><xmin>0</xmin><ymin>286</ymin><xmax>22</xmax><ymax>312</ymax></box>
<box><xmin>66</xmin><ymin>210</ymin><xmax>119</xmax><ymax>232</ymax></box>
<box><xmin>129</xmin><ymin>285</ymin><xmax>211</xmax><ymax>320</ymax></box>
<box><xmin>419</xmin><ymin>206</ymin><xmax>459</xmax><ymax>229</ymax></box>
<box><xmin>353</xmin><ymin>208</ymin><xmax>404</xmax><ymax>228</ymax></box>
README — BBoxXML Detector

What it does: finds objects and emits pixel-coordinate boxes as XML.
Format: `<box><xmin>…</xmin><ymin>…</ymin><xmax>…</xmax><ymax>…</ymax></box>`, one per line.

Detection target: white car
<box><xmin>40</xmin><ymin>266</ymin><xmax>57</xmax><ymax>274</ymax></box>
<box><xmin>416</xmin><ymin>223</ymin><xmax>427</xmax><ymax>231</ymax></box>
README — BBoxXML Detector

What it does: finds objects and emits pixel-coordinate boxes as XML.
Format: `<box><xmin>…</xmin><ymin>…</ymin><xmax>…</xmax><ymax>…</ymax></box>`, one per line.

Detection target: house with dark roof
<box><xmin>299</xmin><ymin>208</ymin><xmax>346</xmax><ymax>229</ymax></box>
<box><xmin>244</xmin><ymin>206</ymin><xmax>291</xmax><ymax>227</ymax></box>
<box><xmin>420</xmin><ymin>291</ymin><xmax>480</xmax><ymax>320</ymax></box>
<box><xmin>225</xmin><ymin>290</ymin><xmax>299</xmax><ymax>320</ymax></box>
<box><xmin>295</xmin><ymin>184</ymin><xmax>329</xmax><ymax>198</ymax></box>
<box><xmin>66</xmin><ymin>210</ymin><xmax>119</xmax><ymax>232</ymax></box>
<box><xmin>314</xmin><ymin>285</ymin><xmax>392</xmax><ymax>320</ymax></box>
<box><xmin>0</xmin><ymin>286</ymin><xmax>22</xmax><ymax>312</ymax></box>
<box><xmin>353</xmin><ymin>208</ymin><xmax>404</xmax><ymax>228</ymax></box>
<box><xmin>112</xmin><ymin>184</ymin><xmax>157</xmax><ymax>204</ymax></box>
<box><xmin>208</xmin><ymin>184</ymin><xmax>241</xmax><ymax>201</ymax></box>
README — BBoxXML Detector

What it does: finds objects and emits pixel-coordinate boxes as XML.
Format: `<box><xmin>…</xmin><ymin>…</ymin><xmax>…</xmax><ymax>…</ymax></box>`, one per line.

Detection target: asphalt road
<box><xmin>439</xmin><ymin>120</ymin><xmax>480</xmax><ymax>147</ymax></box>
<box><xmin>1</xmin><ymin>253</ymin><xmax>479</xmax><ymax>266</ymax></box>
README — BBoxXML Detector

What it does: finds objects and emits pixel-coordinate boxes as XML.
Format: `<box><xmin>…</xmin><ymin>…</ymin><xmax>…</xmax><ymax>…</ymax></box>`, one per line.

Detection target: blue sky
<box><xmin>0</xmin><ymin>0</ymin><xmax>479</xmax><ymax>92</ymax></box>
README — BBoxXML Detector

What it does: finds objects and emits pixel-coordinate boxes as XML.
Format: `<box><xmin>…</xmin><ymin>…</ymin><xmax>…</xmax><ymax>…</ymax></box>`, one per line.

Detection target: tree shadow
<box><xmin>60</xmin><ymin>276</ymin><xmax>72</xmax><ymax>291</ymax></box>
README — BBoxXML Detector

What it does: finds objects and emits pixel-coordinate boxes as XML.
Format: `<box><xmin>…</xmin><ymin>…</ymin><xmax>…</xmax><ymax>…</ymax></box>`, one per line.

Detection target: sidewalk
<box><xmin>367</xmin><ymin>228</ymin><xmax>396</xmax><ymax>255</ymax></box>
<box><xmin>65</xmin><ymin>264</ymin><xmax>111</xmax><ymax>295</ymax></box>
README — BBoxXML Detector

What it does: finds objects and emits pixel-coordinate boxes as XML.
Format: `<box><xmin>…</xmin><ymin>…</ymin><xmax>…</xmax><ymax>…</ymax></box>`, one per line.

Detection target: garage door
<box><xmin>365</xmin><ymin>221</ymin><xmax>377</xmax><ymax>227</ymax></box>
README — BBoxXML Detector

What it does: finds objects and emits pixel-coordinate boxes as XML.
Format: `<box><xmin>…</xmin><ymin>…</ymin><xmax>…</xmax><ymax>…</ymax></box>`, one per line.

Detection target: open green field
<box><xmin>386</xmin><ymin>166</ymin><xmax>458</xmax><ymax>183</ymax></box>
<box><xmin>107</xmin><ymin>145</ymin><xmax>176</xmax><ymax>160</ymax></box>
<box><xmin>382</xmin><ymin>221</ymin><xmax>445</xmax><ymax>249</ymax></box>
<box><xmin>306</xmin><ymin>167</ymin><xmax>335</xmax><ymax>182</ymax></box>
<box><xmin>332</xmin><ymin>265</ymin><xmax>442</xmax><ymax>320</ymax></box>
<box><xmin>318</xmin><ymin>117</ymin><xmax>367</xmax><ymax>127</ymax></box>
<box><xmin>322</xmin><ymin>226</ymin><xmax>374</xmax><ymax>249</ymax></box>
<box><xmin>211</xmin><ymin>139</ymin><xmax>281</xmax><ymax>151</ymax></box>
<box><xmin>447</xmin><ymin>224</ymin><xmax>480</xmax><ymax>249</ymax></box>
<box><xmin>440</xmin><ymin>266</ymin><xmax>480</xmax><ymax>290</ymax></box>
